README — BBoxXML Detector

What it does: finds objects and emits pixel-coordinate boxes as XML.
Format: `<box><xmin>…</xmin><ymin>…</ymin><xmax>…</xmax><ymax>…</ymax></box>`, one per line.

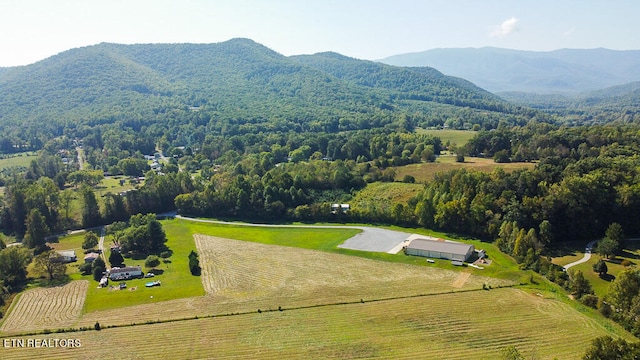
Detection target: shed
<box><xmin>57</xmin><ymin>250</ymin><xmax>77</xmax><ymax>263</ymax></box>
<box><xmin>405</xmin><ymin>238</ymin><xmax>474</xmax><ymax>262</ymax></box>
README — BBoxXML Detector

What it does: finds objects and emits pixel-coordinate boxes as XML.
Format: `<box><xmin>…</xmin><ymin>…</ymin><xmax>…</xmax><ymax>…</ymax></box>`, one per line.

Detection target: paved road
<box><xmin>98</xmin><ymin>226</ymin><xmax>109</xmax><ymax>270</ymax></box>
<box><xmin>76</xmin><ymin>146</ymin><xmax>85</xmax><ymax>170</ymax></box>
<box><xmin>173</xmin><ymin>214</ymin><xmax>411</xmax><ymax>254</ymax></box>
<box><xmin>563</xmin><ymin>239</ymin><xmax>598</xmax><ymax>270</ymax></box>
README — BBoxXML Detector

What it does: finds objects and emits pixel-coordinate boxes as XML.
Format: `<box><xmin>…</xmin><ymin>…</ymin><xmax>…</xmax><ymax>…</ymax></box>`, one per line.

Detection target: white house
<box><xmin>108</xmin><ymin>266</ymin><xmax>143</xmax><ymax>281</ymax></box>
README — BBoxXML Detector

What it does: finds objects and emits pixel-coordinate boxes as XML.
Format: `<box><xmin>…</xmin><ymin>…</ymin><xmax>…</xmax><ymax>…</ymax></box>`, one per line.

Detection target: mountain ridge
<box><xmin>379</xmin><ymin>47</ymin><xmax>640</xmax><ymax>94</ymax></box>
<box><xmin>0</xmin><ymin>39</ymin><xmax>532</xmax><ymax>143</ymax></box>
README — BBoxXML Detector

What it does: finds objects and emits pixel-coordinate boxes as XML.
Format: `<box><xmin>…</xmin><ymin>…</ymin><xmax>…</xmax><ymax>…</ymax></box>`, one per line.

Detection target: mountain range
<box><xmin>379</xmin><ymin>47</ymin><xmax>640</xmax><ymax>94</ymax></box>
<box><xmin>0</xmin><ymin>38</ymin><xmax>531</xmax><ymax>141</ymax></box>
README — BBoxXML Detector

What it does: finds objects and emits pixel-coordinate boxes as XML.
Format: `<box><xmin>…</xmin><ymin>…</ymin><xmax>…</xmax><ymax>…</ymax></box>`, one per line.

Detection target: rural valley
<box><xmin>0</xmin><ymin>34</ymin><xmax>640</xmax><ymax>359</ymax></box>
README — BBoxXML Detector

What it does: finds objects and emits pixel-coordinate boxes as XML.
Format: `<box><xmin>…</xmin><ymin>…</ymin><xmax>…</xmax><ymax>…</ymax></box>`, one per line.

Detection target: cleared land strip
<box><xmin>0</xmin><ymin>288</ymin><xmax>625</xmax><ymax>360</ymax></box>
<box><xmin>176</xmin><ymin>214</ymin><xmax>409</xmax><ymax>252</ymax></box>
<box><xmin>0</xmin><ymin>281</ymin><xmax>88</xmax><ymax>334</ymax></box>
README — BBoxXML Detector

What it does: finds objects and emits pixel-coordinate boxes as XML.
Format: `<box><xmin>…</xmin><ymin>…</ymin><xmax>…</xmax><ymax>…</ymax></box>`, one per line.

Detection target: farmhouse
<box><xmin>57</xmin><ymin>250</ymin><xmax>77</xmax><ymax>263</ymax></box>
<box><xmin>404</xmin><ymin>237</ymin><xmax>474</xmax><ymax>262</ymax></box>
<box><xmin>108</xmin><ymin>266</ymin><xmax>143</xmax><ymax>281</ymax></box>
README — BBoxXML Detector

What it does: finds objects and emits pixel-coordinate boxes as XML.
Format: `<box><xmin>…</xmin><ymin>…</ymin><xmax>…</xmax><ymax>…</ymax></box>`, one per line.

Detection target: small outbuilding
<box><xmin>57</xmin><ymin>250</ymin><xmax>77</xmax><ymax>263</ymax></box>
<box><xmin>404</xmin><ymin>237</ymin><xmax>475</xmax><ymax>262</ymax></box>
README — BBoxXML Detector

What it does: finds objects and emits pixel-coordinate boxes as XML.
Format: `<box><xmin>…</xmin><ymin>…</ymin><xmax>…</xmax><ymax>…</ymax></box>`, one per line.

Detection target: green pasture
<box><xmin>394</xmin><ymin>155</ymin><xmax>535</xmax><ymax>183</ymax></box>
<box><xmin>0</xmin><ymin>152</ymin><xmax>37</xmax><ymax>171</ymax></box>
<box><xmin>416</xmin><ymin>128</ymin><xmax>477</xmax><ymax>146</ymax></box>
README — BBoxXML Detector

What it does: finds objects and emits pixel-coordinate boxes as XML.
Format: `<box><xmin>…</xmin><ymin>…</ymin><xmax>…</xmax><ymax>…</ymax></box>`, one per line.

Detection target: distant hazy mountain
<box><xmin>379</xmin><ymin>47</ymin><xmax>640</xmax><ymax>94</ymax></box>
<box><xmin>500</xmin><ymin>80</ymin><xmax>640</xmax><ymax>110</ymax></box>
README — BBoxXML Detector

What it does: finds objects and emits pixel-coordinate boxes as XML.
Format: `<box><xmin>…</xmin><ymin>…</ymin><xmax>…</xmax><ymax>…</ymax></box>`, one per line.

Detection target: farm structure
<box><xmin>404</xmin><ymin>236</ymin><xmax>474</xmax><ymax>262</ymax></box>
<box><xmin>108</xmin><ymin>266</ymin><xmax>143</xmax><ymax>281</ymax></box>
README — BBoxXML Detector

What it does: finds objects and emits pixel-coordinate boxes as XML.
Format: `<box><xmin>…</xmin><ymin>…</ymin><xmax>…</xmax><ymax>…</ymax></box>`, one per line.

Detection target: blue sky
<box><xmin>1</xmin><ymin>0</ymin><xmax>639</xmax><ymax>66</ymax></box>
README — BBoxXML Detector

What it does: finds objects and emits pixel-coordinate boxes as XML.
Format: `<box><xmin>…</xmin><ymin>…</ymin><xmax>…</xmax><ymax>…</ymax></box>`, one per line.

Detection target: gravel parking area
<box><xmin>337</xmin><ymin>228</ymin><xmax>410</xmax><ymax>253</ymax></box>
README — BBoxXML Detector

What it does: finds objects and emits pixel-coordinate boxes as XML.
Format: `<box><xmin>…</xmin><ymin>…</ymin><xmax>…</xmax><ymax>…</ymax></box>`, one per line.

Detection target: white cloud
<box><xmin>563</xmin><ymin>27</ymin><xmax>576</xmax><ymax>37</ymax></box>
<box><xmin>490</xmin><ymin>17</ymin><xmax>519</xmax><ymax>37</ymax></box>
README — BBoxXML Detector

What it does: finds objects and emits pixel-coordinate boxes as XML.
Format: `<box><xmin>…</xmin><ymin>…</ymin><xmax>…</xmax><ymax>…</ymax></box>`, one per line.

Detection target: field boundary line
<box><xmin>0</xmin><ymin>292</ymin><xmax>23</xmax><ymax>330</ymax></box>
<box><xmin>0</xmin><ymin>285</ymin><xmax>517</xmax><ymax>338</ymax></box>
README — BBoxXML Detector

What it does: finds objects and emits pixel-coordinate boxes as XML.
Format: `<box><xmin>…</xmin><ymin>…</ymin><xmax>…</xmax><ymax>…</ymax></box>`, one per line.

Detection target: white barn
<box><xmin>405</xmin><ymin>237</ymin><xmax>474</xmax><ymax>262</ymax></box>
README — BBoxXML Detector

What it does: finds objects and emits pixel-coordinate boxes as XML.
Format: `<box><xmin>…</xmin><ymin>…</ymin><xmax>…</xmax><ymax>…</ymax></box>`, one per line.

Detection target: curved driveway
<box><xmin>173</xmin><ymin>214</ymin><xmax>411</xmax><ymax>254</ymax></box>
<box><xmin>563</xmin><ymin>240</ymin><xmax>598</xmax><ymax>271</ymax></box>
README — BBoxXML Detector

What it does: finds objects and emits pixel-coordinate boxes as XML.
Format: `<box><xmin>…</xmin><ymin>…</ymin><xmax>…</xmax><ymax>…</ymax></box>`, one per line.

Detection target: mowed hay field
<box><xmin>195</xmin><ymin>235</ymin><xmax>510</xmax><ymax>303</ymax></box>
<box><xmin>0</xmin><ymin>281</ymin><xmax>89</xmax><ymax>334</ymax></box>
<box><xmin>76</xmin><ymin>235</ymin><xmax>511</xmax><ymax>329</ymax></box>
<box><xmin>0</xmin><ymin>288</ymin><xmax>629</xmax><ymax>360</ymax></box>
<box><xmin>394</xmin><ymin>155</ymin><xmax>535</xmax><ymax>183</ymax></box>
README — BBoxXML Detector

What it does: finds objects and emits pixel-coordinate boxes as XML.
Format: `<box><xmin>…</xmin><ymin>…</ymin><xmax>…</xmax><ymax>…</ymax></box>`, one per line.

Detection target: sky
<box><xmin>1</xmin><ymin>0</ymin><xmax>639</xmax><ymax>67</ymax></box>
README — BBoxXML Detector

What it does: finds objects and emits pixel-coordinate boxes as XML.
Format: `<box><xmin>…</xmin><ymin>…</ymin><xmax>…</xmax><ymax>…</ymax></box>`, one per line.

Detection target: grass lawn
<box><xmin>0</xmin><ymin>151</ymin><xmax>37</xmax><ymax>171</ymax></box>
<box><xmin>548</xmin><ymin>241</ymin><xmax>588</xmax><ymax>267</ymax></box>
<box><xmin>44</xmin><ymin>231</ymin><xmax>99</xmax><ymax>279</ymax></box>
<box><xmin>81</xmin><ymin>222</ymin><xmax>205</xmax><ymax>313</ymax></box>
<box><xmin>93</xmin><ymin>176</ymin><xmax>137</xmax><ymax>197</ymax></box>
<box><xmin>416</xmin><ymin>128</ymin><xmax>477</xmax><ymax>146</ymax></box>
<box><xmin>394</xmin><ymin>155</ymin><xmax>535</xmax><ymax>183</ymax></box>
<box><xmin>571</xmin><ymin>242</ymin><xmax>640</xmax><ymax>298</ymax></box>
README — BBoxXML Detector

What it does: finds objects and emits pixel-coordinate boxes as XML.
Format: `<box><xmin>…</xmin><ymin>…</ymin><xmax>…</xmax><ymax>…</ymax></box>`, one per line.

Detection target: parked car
<box><xmin>145</xmin><ymin>272</ymin><xmax>155</xmax><ymax>278</ymax></box>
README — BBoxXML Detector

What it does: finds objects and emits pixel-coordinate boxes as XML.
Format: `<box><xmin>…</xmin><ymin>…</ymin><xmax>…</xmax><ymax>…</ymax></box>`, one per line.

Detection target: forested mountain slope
<box><xmin>0</xmin><ymin>38</ymin><xmax>536</xmax><ymax>151</ymax></box>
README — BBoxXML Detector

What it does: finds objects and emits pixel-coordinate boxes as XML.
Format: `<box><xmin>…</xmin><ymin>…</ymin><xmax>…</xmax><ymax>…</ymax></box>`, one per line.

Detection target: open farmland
<box><xmin>195</xmin><ymin>235</ymin><xmax>509</xmax><ymax>300</ymax></box>
<box><xmin>0</xmin><ymin>152</ymin><xmax>37</xmax><ymax>171</ymax></box>
<box><xmin>74</xmin><ymin>235</ymin><xmax>511</xmax><ymax>329</ymax></box>
<box><xmin>0</xmin><ymin>281</ymin><xmax>88</xmax><ymax>334</ymax></box>
<box><xmin>394</xmin><ymin>155</ymin><xmax>535</xmax><ymax>183</ymax></box>
<box><xmin>417</xmin><ymin>128</ymin><xmax>477</xmax><ymax>146</ymax></box>
<box><xmin>0</xmin><ymin>288</ymin><xmax>632</xmax><ymax>360</ymax></box>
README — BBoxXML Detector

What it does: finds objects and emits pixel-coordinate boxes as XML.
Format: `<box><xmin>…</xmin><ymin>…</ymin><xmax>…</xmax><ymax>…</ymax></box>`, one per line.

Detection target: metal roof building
<box><xmin>405</xmin><ymin>238</ymin><xmax>474</xmax><ymax>262</ymax></box>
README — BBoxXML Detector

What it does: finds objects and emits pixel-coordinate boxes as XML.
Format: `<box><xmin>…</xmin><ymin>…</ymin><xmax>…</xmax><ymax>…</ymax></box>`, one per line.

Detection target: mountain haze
<box><xmin>379</xmin><ymin>47</ymin><xmax>640</xmax><ymax>94</ymax></box>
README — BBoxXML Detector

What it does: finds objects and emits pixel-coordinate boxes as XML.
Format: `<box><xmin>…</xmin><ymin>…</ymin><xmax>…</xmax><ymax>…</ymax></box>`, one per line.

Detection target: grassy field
<box><xmin>0</xmin><ymin>281</ymin><xmax>88</xmax><ymax>333</ymax></box>
<box><xmin>417</xmin><ymin>128</ymin><xmax>477</xmax><ymax>146</ymax></box>
<box><xmin>569</xmin><ymin>242</ymin><xmax>640</xmax><ymax>297</ymax></box>
<box><xmin>1</xmin><ymin>288</ymin><xmax>632</xmax><ymax>360</ymax></box>
<box><xmin>549</xmin><ymin>239</ymin><xmax>640</xmax><ymax>297</ymax></box>
<box><xmin>351</xmin><ymin>182</ymin><xmax>423</xmax><ymax>214</ymax></box>
<box><xmin>93</xmin><ymin>176</ymin><xmax>136</xmax><ymax>197</ymax></box>
<box><xmin>394</xmin><ymin>155</ymin><xmax>536</xmax><ymax>183</ymax></box>
<box><xmin>1</xmin><ymin>219</ymin><xmax>635</xmax><ymax>358</ymax></box>
<box><xmin>0</xmin><ymin>152</ymin><xmax>37</xmax><ymax>171</ymax></box>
